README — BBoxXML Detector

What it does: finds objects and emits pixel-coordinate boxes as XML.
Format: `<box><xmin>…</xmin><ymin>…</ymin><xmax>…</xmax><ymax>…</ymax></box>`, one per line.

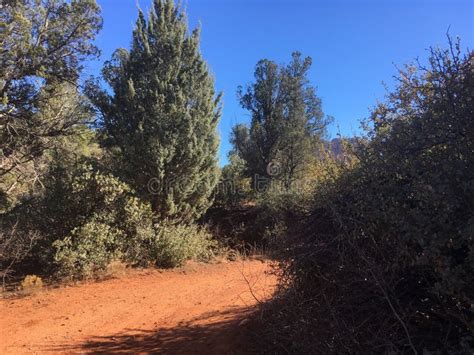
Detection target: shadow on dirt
<box><xmin>49</xmin><ymin>306</ymin><xmax>259</xmax><ymax>354</ymax></box>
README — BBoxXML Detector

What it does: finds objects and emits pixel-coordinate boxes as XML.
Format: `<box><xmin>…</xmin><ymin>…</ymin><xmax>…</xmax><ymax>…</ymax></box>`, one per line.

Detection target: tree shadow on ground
<box><xmin>49</xmin><ymin>306</ymin><xmax>260</xmax><ymax>354</ymax></box>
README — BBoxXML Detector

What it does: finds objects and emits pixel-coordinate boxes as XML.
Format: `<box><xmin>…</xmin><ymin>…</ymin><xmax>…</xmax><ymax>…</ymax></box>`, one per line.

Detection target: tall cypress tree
<box><xmin>88</xmin><ymin>0</ymin><xmax>221</xmax><ymax>221</ymax></box>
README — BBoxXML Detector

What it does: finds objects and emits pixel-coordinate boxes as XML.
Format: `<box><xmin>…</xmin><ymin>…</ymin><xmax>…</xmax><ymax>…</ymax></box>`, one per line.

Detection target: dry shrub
<box><xmin>260</xmin><ymin>38</ymin><xmax>473</xmax><ymax>353</ymax></box>
<box><xmin>0</xmin><ymin>222</ymin><xmax>39</xmax><ymax>290</ymax></box>
<box><xmin>20</xmin><ymin>275</ymin><xmax>43</xmax><ymax>294</ymax></box>
<box><xmin>102</xmin><ymin>260</ymin><xmax>128</xmax><ymax>279</ymax></box>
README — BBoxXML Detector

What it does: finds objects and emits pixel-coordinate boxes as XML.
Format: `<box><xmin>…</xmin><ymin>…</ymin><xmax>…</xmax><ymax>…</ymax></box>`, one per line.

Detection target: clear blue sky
<box><xmin>86</xmin><ymin>0</ymin><xmax>473</xmax><ymax>165</ymax></box>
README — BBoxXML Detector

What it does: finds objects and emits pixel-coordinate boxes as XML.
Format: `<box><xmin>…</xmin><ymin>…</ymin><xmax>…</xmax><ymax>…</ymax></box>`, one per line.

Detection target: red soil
<box><xmin>0</xmin><ymin>259</ymin><xmax>277</xmax><ymax>354</ymax></box>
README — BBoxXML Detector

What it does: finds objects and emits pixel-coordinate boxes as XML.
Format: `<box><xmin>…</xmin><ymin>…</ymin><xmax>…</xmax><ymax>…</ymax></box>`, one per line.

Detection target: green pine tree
<box><xmin>88</xmin><ymin>0</ymin><xmax>221</xmax><ymax>221</ymax></box>
<box><xmin>231</xmin><ymin>52</ymin><xmax>331</xmax><ymax>190</ymax></box>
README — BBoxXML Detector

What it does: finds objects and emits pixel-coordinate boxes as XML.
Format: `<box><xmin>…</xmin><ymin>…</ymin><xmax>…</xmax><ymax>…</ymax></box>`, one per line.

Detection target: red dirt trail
<box><xmin>0</xmin><ymin>259</ymin><xmax>277</xmax><ymax>354</ymax></box>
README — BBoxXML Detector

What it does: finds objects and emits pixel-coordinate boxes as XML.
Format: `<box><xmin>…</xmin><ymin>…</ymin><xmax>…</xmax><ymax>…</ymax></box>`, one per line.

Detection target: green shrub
<box><xmin>53</xmin><ymin>205</ymin><xmax>216</xmax><ymax>277</ymax></box>
<box><xmin>49</xmin><ymin>163</ymin><xmax>154</xmax><ymax>278</ymax></box>
<box><xmin>149</xmin><ymin>223</ymin><xmax>216</xmax><ymax>268</ymax></box>
<box><xmin>53</xmin><ymin>220</ymin><xmax>217</xmax><ymax>279</ymax></box>
<box><xmin>53</xmin><ymin>221</ymin><xmax>123</xmax><ymax>279</ymax></box>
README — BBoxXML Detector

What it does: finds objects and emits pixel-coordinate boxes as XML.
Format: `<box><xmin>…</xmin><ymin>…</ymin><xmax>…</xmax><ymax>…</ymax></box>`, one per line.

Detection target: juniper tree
<box><xmin>88</xmin><ymin>0</ymin><xmax>221</xmax><ymax>221</ymax></box>
<box><xmin>231</xmin><ymin>52</ymin><xmax>331</xmax><ymax>190</ymax></box>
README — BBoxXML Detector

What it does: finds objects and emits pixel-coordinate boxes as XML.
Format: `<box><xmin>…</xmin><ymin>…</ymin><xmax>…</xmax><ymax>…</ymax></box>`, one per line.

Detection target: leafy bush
<box><xmin>54</xmin><ymin>219</ymin><xmax>217</xmax><ymax>278</ymax></box>
<box><xmin>149</xmin><ymin>223</ymin><xmax>216</xmax><ymax>268</ymax></box>
<box><xmin>48</xmin><ymin>163</ymin><xmax>217</xmax><ymax>277</ymax></box>
<box><xmin>48</xmin><ymin>163</ymin><xmax>154</xmax><ymax>278</ymax></box>
<box><xmin>16</xmin><ymin>161</ymin><xmax>219</xmax><ymax>279</ymax></box>
<box><xmin>263</xmin><ymin>39</ymin><xmax>473</xmax><ymax>353</ymax></box>
<box><xmin>54</xmin><ymin>221</ymin><xmax>123</xmax><ymax>279</ymax></box>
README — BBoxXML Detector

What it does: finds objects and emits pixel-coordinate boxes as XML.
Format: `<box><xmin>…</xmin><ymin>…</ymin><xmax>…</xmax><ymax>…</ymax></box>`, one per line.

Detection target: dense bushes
<box><xmin>261</xmin><ymin>39</ymin><xmax>473</xmax><ymax>352</ymax></box>
<box><xmin>0</xmin><ymin>161</ymin><xmax>218</xmax><ymax>280</ymax></box>
<box><xmin>213</xmin><ymin>154</ymin><xmax>251</xmax><ymax>209</ymax></box>
<box><xmin>48</xmin><ymin>164</ymin><xmax>218</xmax><ymax>278</ymax></box>
<box><xmin>206</xmin><ymin>186</ymin><xmax>312</xmax><ymax>253</ymax></box>
<box><xmin>27</xmin><ymin>162</ymin><xmax>151</xmax><ymax>273</ymax></box>
<box><xmin>54</xmin><ymin>219</ymin><xmax>216</xmax><ymax>279</ymax></box>
<box><xmin>207</xmin><ymin>142</ymin><xmax>349</xmax><ymax>251</ymax></box>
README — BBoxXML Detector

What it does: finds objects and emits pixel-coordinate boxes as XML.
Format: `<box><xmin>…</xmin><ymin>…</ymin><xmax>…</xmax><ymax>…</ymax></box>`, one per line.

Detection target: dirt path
<box><xmin>0</xmin><ymin>259</ymin><xmax>276</xmax><ymax>354</ymax></box>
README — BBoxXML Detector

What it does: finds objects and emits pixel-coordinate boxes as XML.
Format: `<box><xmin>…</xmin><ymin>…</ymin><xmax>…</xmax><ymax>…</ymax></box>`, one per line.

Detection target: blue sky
<box><xmin>86</xmin><ymin>0</ymin><xmax>473</xmax><ymax>165</ymax></box>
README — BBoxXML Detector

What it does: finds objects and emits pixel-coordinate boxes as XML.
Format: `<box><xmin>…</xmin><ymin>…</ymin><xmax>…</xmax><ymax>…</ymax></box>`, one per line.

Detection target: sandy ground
<box><xmin>0</xmin><ymin>259</ymin><xmax>277</xmax><ymax>354</ymax></box>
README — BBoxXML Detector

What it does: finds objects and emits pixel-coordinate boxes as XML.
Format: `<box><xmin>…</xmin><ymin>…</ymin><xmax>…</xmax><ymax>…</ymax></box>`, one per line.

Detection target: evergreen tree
<box><xmin>231</xmin><ymin>52</ymin><xmax>331</xmax><ymax>190</ymax></box>
<box><xmin>0</xmin><ymin>0</ymin><xmax>102</xmax><ymax>208</ymax></box>
<box><xmin>88</xmin><ymin>0</ymin><xmax>221</xmax><ymax>221</ymax></box>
